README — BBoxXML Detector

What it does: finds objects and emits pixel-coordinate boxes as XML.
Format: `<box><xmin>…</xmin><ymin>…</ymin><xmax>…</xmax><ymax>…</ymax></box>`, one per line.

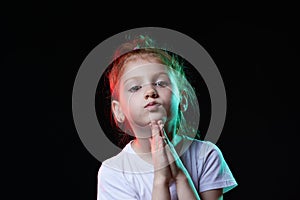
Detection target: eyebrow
<box><xmin>123</xmin><ymin>76</ymin><xmax>142</xmax><ymax>85</ymax></box>
<box><xmin>123</xmin><ymin>72</ymin><xmax>169</xmax><ymax>85</ymax></box>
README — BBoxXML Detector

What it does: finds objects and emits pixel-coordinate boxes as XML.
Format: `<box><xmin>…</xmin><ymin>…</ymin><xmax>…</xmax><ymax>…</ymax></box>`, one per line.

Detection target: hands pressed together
<box><xmin>149</xmin><ymin>121</ymin><xmax>181</xmax><ymax>183</ymax></box>
<box><xmin>149</xmin><ymin>120</ymin><xmax>199</xmax><ymax>200</ymax></box>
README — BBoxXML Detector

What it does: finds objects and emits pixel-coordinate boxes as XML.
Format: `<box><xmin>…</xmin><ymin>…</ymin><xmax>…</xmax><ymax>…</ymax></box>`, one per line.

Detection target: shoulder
<box><xmin>98</xmin><ymin>141</ymin><xmax>132</xmax><ymax>173</ymax></box>
<box><xmin>181</xmin><ymin>137</ymin><xmax>222</xmax><ymax>159</ymax></box>
<box><xmin>180</xmin><ymin>138</ymin><xmax>238</xmax><ymax>193</ymax></box>
<box><xmin>97</xmin><ymin>143</ymin><xmax>131</xmax><ymax>186</ymax></box>
<box><xmin>98</xmin><ymin>140</ymin><xmax>153</xmax><ymax>174</ymax></box>
<box><xmin>97</xmin><ymin>145</ymin><xmax>140</xmax><ymax>199</ymax></box>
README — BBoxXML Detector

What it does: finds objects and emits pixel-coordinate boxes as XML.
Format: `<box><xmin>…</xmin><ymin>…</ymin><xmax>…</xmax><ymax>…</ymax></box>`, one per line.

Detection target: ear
<box><xmin>111</xmin><ymin>100</ymin><xmax>125</xmax><ymax>123</ymax></box>
<box><xmin>179</xmin><ymin>90</ymin><xmax>188</xmax><ymax>112</ymax></box>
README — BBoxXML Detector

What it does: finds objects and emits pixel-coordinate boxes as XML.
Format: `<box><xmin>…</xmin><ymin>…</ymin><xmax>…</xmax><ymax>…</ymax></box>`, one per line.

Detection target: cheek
<box><xmin>160</xmin><ymin>89</ymin><xmax>175</xmax><ymax>107</ymax></box>
<box><xmin>118</xmin><ymin>92</ymin><xmax>130</xmax><ymax>113</ymax></box>
<box><xmin>165</xmin><ymin>88</ymin><xmax>181</xmax><ymax>111</ymax></box>
<box><xmin>162</xmin><ymin>87</ymin><xmax>173</xmax><ymax>99</ymax></box>
<box><xmin>119</xmin><ymin>92</ymin><xmax>142</xmax><ymax>113</ymax></box>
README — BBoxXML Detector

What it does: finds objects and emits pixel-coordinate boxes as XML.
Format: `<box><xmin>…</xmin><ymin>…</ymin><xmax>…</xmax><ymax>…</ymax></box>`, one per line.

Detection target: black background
<box><xmin>3</xmin><ymin>2</ymin><xmax>298</xmax><ymax>200</ymax></box>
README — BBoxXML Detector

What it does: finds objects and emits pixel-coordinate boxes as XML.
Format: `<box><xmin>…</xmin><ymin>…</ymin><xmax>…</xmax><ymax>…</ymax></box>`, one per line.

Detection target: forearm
<box><xmin>199</xmin><ymin>189</ymin><xmax>223</xmax><ymax>200</ymax></box>
<box><xmin>152</xmin><ymin>177</ymin><xmax>171</xmax><ymax>200</ymax></box>
<box><xmin>176</xmin><ymin>172</ymin><xmax>223</xmax><ymax>200</ymax></box>
<box><xmin>163</xmin><ymin>135</ymin><xmax>200</xmax><ymax>199</ymax></box>
<box><xmin>175</xmin><ymin>171</ymin><xmax>198</xmax><ymax>200</ymax></box>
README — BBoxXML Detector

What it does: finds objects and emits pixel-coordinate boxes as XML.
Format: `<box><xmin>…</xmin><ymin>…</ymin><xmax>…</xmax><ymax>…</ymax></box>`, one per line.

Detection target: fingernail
<box><xmin>157</xmin><ymin>121</ymin><xmax>164</xmax><ymax>129</ymax></box>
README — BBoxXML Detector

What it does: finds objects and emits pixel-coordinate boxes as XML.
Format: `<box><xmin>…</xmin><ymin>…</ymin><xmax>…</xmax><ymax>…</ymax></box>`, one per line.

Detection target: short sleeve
<box><xmin>198</xmin><ymin>141</ymin><xmax>237</xmax><ymax>193</ymax></box>
<box><xmin>97</xmin><ymin>164</ymin><xmax>137</xmax><ymax>200</ymax></box>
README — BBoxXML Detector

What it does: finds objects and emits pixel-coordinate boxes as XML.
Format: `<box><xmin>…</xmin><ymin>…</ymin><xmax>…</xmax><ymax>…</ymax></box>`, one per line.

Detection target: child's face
<box><xmin>113</xmin><ymin>58</ymin><xmax>177</xmax><ymax>135</ymax></box>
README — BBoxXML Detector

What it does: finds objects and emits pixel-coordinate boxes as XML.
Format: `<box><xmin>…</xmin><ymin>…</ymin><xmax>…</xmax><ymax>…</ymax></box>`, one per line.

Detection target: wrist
<box><xmin>175</xmin><ymin>170</ymin><xmax>188</xmax><ymax>182</ymax></box>
<box><xmin>153</xmin><ymin>175</ymin><xmax>171</xmax><ymax>186</ymax></box>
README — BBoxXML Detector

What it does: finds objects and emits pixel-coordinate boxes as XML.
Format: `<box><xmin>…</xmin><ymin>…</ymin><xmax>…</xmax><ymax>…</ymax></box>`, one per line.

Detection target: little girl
<box><xmin>97</xmin><ymin>35</ymin><xmax>237</xmax><ymax>200</ymax></box>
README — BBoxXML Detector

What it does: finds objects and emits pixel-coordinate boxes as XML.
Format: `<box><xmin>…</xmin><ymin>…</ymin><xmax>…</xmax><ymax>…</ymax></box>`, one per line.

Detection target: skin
<box><xmin>112</xmin><ymin>58</ymin><xmax>223</xmax><ymax>200</ymax></box>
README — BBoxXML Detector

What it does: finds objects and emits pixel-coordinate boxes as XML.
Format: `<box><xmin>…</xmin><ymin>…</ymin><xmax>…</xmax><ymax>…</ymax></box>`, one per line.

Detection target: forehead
<box><xmin>121</xmin><ymin>59</ymin><xmax>169</xmax><ymax>80</ymax></box>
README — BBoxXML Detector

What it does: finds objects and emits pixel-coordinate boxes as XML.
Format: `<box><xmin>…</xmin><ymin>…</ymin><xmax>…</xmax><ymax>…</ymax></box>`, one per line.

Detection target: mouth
<box><xmin>144</xmin><ymin>101</ymin><xmax>160</xmax><ymax>109</ymax></box>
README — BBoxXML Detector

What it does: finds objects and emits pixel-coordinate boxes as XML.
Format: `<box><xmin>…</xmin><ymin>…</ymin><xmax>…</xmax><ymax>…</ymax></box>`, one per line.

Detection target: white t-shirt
<box><xmin>97</xmin><ymin>139</ymin><xmax>237</xmax><ymax>200</ymax></box>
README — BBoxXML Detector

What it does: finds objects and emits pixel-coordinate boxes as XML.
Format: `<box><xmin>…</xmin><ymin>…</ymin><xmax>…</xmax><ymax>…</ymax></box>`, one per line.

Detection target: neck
<box><xmin>132</xmin><ymin>138</ymin><xmax>151</xmax><ymax>153</ymax></box>
<box><xmin>131</xmin><ymin>138</ymin><xmax>153</xmax><ymax>164</ymax></box>
<box><xmin>129</xmin><ymin>123</ymin><xmax>152</xmax><ymax>154</ymax></box>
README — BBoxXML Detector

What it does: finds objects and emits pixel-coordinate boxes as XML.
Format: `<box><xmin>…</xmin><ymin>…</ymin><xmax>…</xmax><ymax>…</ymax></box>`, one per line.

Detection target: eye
<box><xmin>128</xmin><ymin>85</ymin><xmax>142</xmax><ymax>92</ymax></box>
<box><xmin>154</xmin><ymin>81</ymin><xmax>169</xmax><ymax>87</ymax></box>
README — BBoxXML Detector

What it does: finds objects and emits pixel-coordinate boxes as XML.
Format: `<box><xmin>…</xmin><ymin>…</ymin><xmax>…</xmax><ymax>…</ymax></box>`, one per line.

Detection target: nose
<box><xmin>144</xmin><ymin>87</ymin><xmax>158</xmax><ymax>99</ymax></box>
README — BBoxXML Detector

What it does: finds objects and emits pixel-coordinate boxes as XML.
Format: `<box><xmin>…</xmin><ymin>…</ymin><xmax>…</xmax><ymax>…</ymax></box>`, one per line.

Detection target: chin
<box><xmin>148</xmin><ymin>113</ymin><xmax>167</xmax><ymax>123</ymax></box>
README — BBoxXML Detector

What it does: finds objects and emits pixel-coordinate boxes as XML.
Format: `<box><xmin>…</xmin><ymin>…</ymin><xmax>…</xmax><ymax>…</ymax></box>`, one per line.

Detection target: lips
<box><xmin>144</xmin><ymin>101</ymin><xmax>160</xmax><ymax>108</ymax></box>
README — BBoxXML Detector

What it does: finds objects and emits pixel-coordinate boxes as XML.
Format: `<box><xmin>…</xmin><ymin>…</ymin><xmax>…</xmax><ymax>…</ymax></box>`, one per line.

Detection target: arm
<box><xmin>198</xmin><ymin>141</ymin><xmax>238</xmax><ymax>199</ymax></box>
<box><xmin>153</xmin><ymin>170</ymin><xmax>223</xmax><ymax>200</ymax></box>
<box><xmin>162</xmin><ymin>132</ymin><xmax>225</xmax><ymax>200</ymax></box>
<box><xmin>152</xmin><ymin>173</ymin><xmax>172</xmax><ymax>200</ymax></box>
<box><xmin>163</xmin><ymin>136</ymin><xmax>199</xmax><ymax>200</ymax></box>
<box><xmin>200</xmin><ymin>189</ymin><xmax>223</xmax><ymax>200</ymax></box>
<box><xmin>150</xmin><ymin>121</ymin><xmax>200</xmax><ymax>200</ymax></box>
<box><xmin>150</xmin><ymin>121</ymin><xmax>172</xmax><ymax>200</ymax></box>
<box><xmin>173</xmin><ymin>153</ymin><xmax>224</xmax><ymax>200</ymax></box>
<box><xmin>174</xmin><ymin>170</ymin><xmax>198</xmax><ymax>200</ymax></box>
<box><xmin>97</xmin><ymin>164</ymin><xmax>137</xmax><ymax>200</ymax></box>
<box><xmin>175</xmin><ymin>168</ymin><xmax>223</xmax><ymax>200</ymax></box>
<box><xmin>152</xmin><ymin>179</ymin><xmax>225</xmax><ymax>200</ymax></box>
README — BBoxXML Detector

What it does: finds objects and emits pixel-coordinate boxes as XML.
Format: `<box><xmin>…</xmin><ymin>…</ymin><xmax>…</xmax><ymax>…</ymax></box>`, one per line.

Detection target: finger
<box><xmin>165</xmin><ymin>143</ymin><xmax>180</xmax><ymax>177</ymax></box>
<box><xmin>150</xmin><ymin>121</ymin><xmax>161</xmax><ymax>138</ymax></box>
<box><xmin>149</xmin><ymin>121</ymin><xmax>171</xmax><ymax>172</ymax></box>
<box><xmin>157</xmin><ymin>122</ymin><xmax>179</xmax><ymax>177</ymax></box>
<box><xmin>150</xmin><ymin>121</ymin><xmax>168</xmax><ymax>151</ymax></box>
<box><xmin>157</xmin><ymin>120</ymin><xmax>164</xmax><ymax>134</ymax></box>
<box><xmin>157</xmin><ymin>120</ymin><xmax>176</xmax><ymax>165</ymax></box>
